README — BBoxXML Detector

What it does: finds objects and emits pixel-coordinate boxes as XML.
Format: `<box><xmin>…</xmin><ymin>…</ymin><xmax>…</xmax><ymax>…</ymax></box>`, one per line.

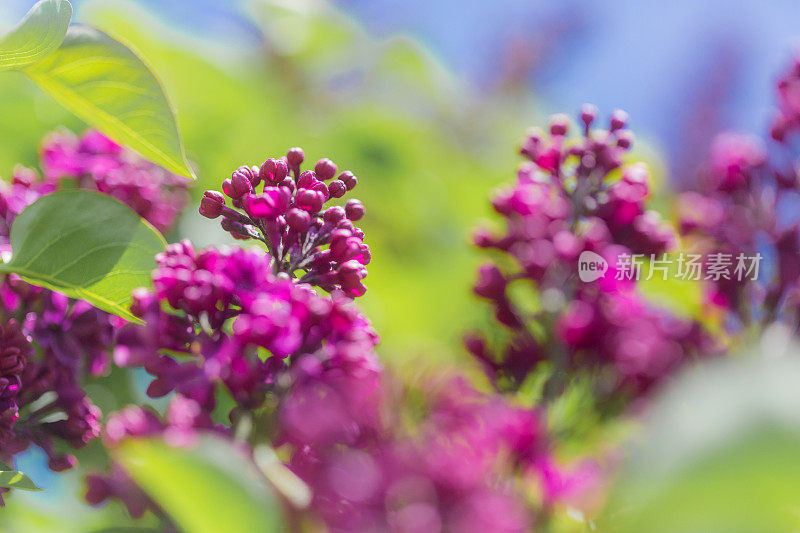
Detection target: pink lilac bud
<box><xmin>260</xmin><ymin>158</ymin><xmax>289</xmax><ymax>185</ymax></box>
<box><xmin>609</xmin><ymin>109</ymin><xmax>629</xmax><ymax>131</ymax></box>
<box><xmin>314</xmin><ymin>158</ymin><xmax>338</xmax><ymax>180</ymax></box>
<box><xmin>329</xmin><ymin>180</ymin><xmax>346</xmax><ymax>198</ymax></box>
<box><xmin>549</xmin><ymin>114</ymin><xmax>569</xmax><ymax>136</ymax></box>
<box><xmin>297</xmin><ymin>171</ymin><xmax>316</xmax><ymax>189</ymax></box>
<box><xmin>286</xmin><ymin>208</ymin><xmax>311</xmax><ymax>232</ymax></box>
<box><xmin>339</xmin><ymin>171</ymin><xmax>358</xmax><ymax>191</ymax></box>
<box><xmin>287</xmin><ymin>147</ymin><xmax>305</xmax><ymax>168</ymax></box>
<box><xmin>345</xmin><ymin>199</ymin><xmax>365</xmax><ymax>221</ymax></box>
<box><xmin>230</xmin><ymin>171</ymin><xmax>253</xmax><ymax>199</ymax></box>
<box><xmin>199</xmin><ymin>190</ymin><xmax>225</xmax><ymax>219</ymax></box>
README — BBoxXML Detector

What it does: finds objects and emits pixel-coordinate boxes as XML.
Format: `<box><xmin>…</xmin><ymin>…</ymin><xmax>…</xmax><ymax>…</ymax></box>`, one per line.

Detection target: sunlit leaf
<box><xmin>0</xmin><ymin>462</ymin><xmax>42</xmax><ymax>492</ymax></box>
<box><xmin>0</xmin><ymin>0</ymin><xmax>71</xmax><ymax>71</ymax></box>
<box><xmin>0</xmin><ymin>190</ymin><xmax>165</xmax><ymax>322</ymax></box>
<box><xmin>116</xmin><ymin>436</ymin><xmax>284</xmax><ymax>533</ymax></box>
<box><xmin>24</xmin><ymin>26</ymin><xmax>195</xmax><ymax>179</ymax></box>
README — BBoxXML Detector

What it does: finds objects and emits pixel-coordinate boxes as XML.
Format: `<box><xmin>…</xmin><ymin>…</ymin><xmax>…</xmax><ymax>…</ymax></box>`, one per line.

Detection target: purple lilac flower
<box><xmin>676</xmin><ymin>60</ymin><xmax>800</xmax><ymax>330</ymax></box>
<box><xmin>277</xmin><ymin>373</ymin><xmax>597</xmax><ymax>532</ymax></box>
<box><xmin>112</xmin><ymin>239</ymin><xmax>380</xmax><ymax>417</ymax></box>
<box><xmin>0</xmin><ymin>127</ymin><xmax>190</xmax><ymax>483</ymax></box>
<box><xmin>467</xmin><ymin>108</ymin><xmax>717</xmax><ymax>399</ymax></box>
<box><xmin>41</xmin><ymin>129</ymin><xmax>190</xmax><ymax>233</ymax></box>
<box><xmin>199</xmin><ymin>149</ymin><xmax>370</xmax><ymax>297</ymax></box>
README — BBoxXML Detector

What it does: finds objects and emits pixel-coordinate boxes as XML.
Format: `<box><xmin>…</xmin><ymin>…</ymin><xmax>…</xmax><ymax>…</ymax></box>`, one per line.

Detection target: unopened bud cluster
<box><xmin>200</xmin><ymin>148</ymin><xmax>369</xmax><ymax>297</ymax></box>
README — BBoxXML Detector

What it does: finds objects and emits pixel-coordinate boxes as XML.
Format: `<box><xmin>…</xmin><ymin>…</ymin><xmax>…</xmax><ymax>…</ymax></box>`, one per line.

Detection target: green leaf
<box><xmin>0</xmin><ymin>464</ymin><xmax>42</xmax><ymax>491</ymax></box>
<box><xmin>601</xmin><ymin>343</ymin><xmax>800</xmax><ymax>532</ymax></box>
<box><xmin>115</xmin><ymin>436</ymin><xmax>285</xmax><ymax>533</ymax></box>
<box><xmin>0</xmin><ymin>190</ymin><xmax>165</xmax><ymax>322</ymax></box>
<box><xmin>23</xmin><ymin>26</ymin><xmax>195</xmax><ymax>179</ymax></box>
<box><xmin>0</xmin><ymin>0</ymin><xmax>71</xmax><ymax>71</ymax></box>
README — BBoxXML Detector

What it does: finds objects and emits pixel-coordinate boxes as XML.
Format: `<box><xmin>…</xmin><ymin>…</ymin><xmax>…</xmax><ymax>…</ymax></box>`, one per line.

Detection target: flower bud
<box><xmin>286</xmin><ymin>208</ymin><xmax>311</xmax><ymax>232</ymax></box>
<box><xmin>230</xmin><ymin>171</ymin><xmax>253</xmax><ymax>198</ymax></box>
<box><xmin>610</xmin><ymin>109</ymin><xmax>628</xmax><ymax>132</ymax></box>
<box><xmin>345</xmin><ymin>199</ymin><xmax>365</xmax><ymax>221</ymax></box>
<box><xmin>323</xmin><ymin>206</ymin><xmax>346</xmax><ymax>224</ymax></box>
<box><xmin>260</xmin><ymin>158</ymin><xmax>289</xmax><ymax>184</ymax></box>
<box><xmin>328</xmin><ymin>180</ymin><xmax>346</xmax><ymax>198</ymax></box>
<box><xmin>199</xmin><ymin>190</ymin><xmax>225</xmax><ymax>219</ymax></box>
<box><xmin>287</xmin><ymin>147</ymin><xmax>305</xmax><ymax>167</ymax></box>
<box><xmin>549</xmin><ymin>114</ymin><xmax>569</xmax><ymax>136</ymax></box>
<box><xmin>314</xmin><ymin>158</ymin><xmax>338</xmax><ymax>180</ymax></box>
<box><xmin>580</xmin><ymin>104</ymin><xmax>598</xmax><ymax>128</ymax></box>
<box><xmin>339</xmin><ymin>171</ymin><xmax>357</xmax><ymax>191</ymax></box>
<box><xmin>297</xmin><ymin>171</ymin><xmax>317</xmax><ymax>189</ymax></box>
<box><xmin>296</xmin><ymin>189</ymin><xmax>325</xmax><ymax>213</ymax></box>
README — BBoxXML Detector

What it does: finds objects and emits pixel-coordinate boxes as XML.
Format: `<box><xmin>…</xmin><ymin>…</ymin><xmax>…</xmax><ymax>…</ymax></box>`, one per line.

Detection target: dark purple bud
<box><xmin>230</xmin><ymin>171</ymin><xmax>253</xmax><ymax>198</ymax></box>
<box><xmin>549</xmin><ymin>114</ymin><xmax>569</xmax><ymax>136</ymax></box>
<box><xmin>199</xmin><ymin>190</ymin><xmax>225</xmax><ymax>219</ymax></box>
<box><xmin>297</xmin><ymin>171</ymin><xmax>316</xmax><ymax>189</ymax></box>
<box><xmin>474</xmin><ymin>264</ymin><xmax>506</xmax><ymax>299</ymax></box>
<box><xmin>311</xmin><ymin>180</ymin><xmax>329</xmax><ymax>201</ymax></box>
<box><xmin>345</xmin><ymin>199</ymin><xmax>365</xmax><ymax>221</ymax></box>
<box><xmin>48</xmin><ymin>455</ymin><xmax>77</xmax><ymax>472</ymax></box>
<box><xmin>286</xmin><ymin>208</ymin><xmax>311</xmax><ymax>232</ymax></box>
<box><xmin>339</xmin><ymin>171</ymin><xmax>357</xmax><ymax>191</ymax></box>
<box><xmin>233</xmin><ymin>165</ymin><xmax>260</xmax><ymax>188</ymax></box>
<box><xmin>616</xmin><ymin>130</ymin><xmax>634</xmax><ymax>149</ymax></box>
<box><xmin>287</xmin><ymin>147</ymin><xmax>305</xmax><ymax>167</ymax></box>
<box><xmin>328</xmin><ymin>180</ymin><xmax>346</xmax><ymax>198</ymax></box>
<box><xmin>260</xmin><ymin>158</ymin><xmax>289</xmax><ymax>184</ymax></box>
<box><xmin>580</xmin><ymin>104</ymin><xmax>598</xmax><ymax>130</ymax></box>
<box><xmin>314</xmin><ymin>158</ymin><xmax>338</xmax><ymax>180</ymax></box>
<box><xmin>222</xmin><ymin>178</ymin><xmax>233</xmax><ymax>197</ymax></box>
<box><xmin>323</xmin><ymin>206</ymin><xmax>346</xmax><ymax>224</ymax></box>
<box><xmin>279</xmin><ymin>176</ymin><xmax>296</xmax><ymax>193</ymax></box>
<box><xmin>610</xmin><ymin>109</ymin><xmax>629</xmax><ymax>131</ymax></box>
<box><xmin>221</xmin><ymin>218</ymin><xmax>252</xmax><ymax>240</ymax></box>
<box><xmin>295</xmin><ymin>189</ymin><xmax>324</xmax><ymax>213</ymax></box>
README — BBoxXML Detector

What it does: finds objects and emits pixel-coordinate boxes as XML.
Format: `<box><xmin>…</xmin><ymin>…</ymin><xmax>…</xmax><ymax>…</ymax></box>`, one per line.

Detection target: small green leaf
<box><xmin>0</xmin><ymin>190</ymin><xmax>166</xmax><ymax>322</ymax></box>
<box><xmin>0</xmin><ymin>465</ymin><xmax>42</xmax><ymax>492</ymax></box>
<box><xmin>0</xmin><ymin>0</ymin><xmax>71</xmax><ymax>71</ymax></box>
<box><xmin>115</xmin><ymin>436</ymin><xmax>285</xmax><ymax>533</ymax></box>
<box><xmin>24</xmin><ymin>26</ymin><xmax>195</xmax><ymax>179</ymax></box>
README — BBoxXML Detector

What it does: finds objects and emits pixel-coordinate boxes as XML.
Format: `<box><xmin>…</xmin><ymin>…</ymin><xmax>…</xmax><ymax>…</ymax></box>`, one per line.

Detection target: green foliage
<box><xmin>115</xmin><ymin>436</ymin><xmax>285</xmax><ymax>533</ymax></box>
<box><xmin>0</xmin><ymin>190</ymin><xmax>166</xmax><ymax>322</ymax></box>
<box><xmin>0</xmin><ymin>462</ymin><xmax>42</xmax><ymax>492</ymax></box>
<box><xmin>0</xmin><ymin>0</ymin><xmax>71</xmax><ymax>71</ymax></box>
<box><xmin>24</xmin><ymin>26</ymin><xmax>194</xmax><ymax>179</ymax></box>
<box><xmin>602</xmin><ymin>344</ymin><xmax>800</xmax><ymax>532</ymax></box>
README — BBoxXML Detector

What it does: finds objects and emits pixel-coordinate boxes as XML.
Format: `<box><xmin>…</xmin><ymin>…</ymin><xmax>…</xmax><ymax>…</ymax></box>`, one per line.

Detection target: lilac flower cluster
<box><xmin>41</xmin><ymin>129</ymin><xmax>190</xmax><ymax>233</ymax></box>
<box><xmin>87</xmin><ymin>236</ymin><xmax>384</xmax><ymax>520</ymax></box>
<box><xmin>0</xmin><ymin>128</ymin><xmax>191</xmax><ymax>487</ymax></box>
<box><xmin>111</xmin><ymin>239</ymin><xmax>379</xmax><ymax>415</ymax></box>
<box><xmin>467</xmin><ymin>108</ymin><xmax>715</xmax><ymax>398</ymax></box>
<box><xmin>278</xmin><ymin>372</ymin><xmax>598</xmax><ymax>532</ymax></box>
<box><xmin>199</xmin><ymin>148</ymin><xmax>370</xmax><ymax>297</ymax></box>
<box><xmin>676</xmin><ymin>60</ymin><xmax>800</xmax><ymax>328</ymax></box>
<box><xmin>77</xmin><ymin>152</ymin><xmax>606</xmax><ymax>530</ymax></box>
